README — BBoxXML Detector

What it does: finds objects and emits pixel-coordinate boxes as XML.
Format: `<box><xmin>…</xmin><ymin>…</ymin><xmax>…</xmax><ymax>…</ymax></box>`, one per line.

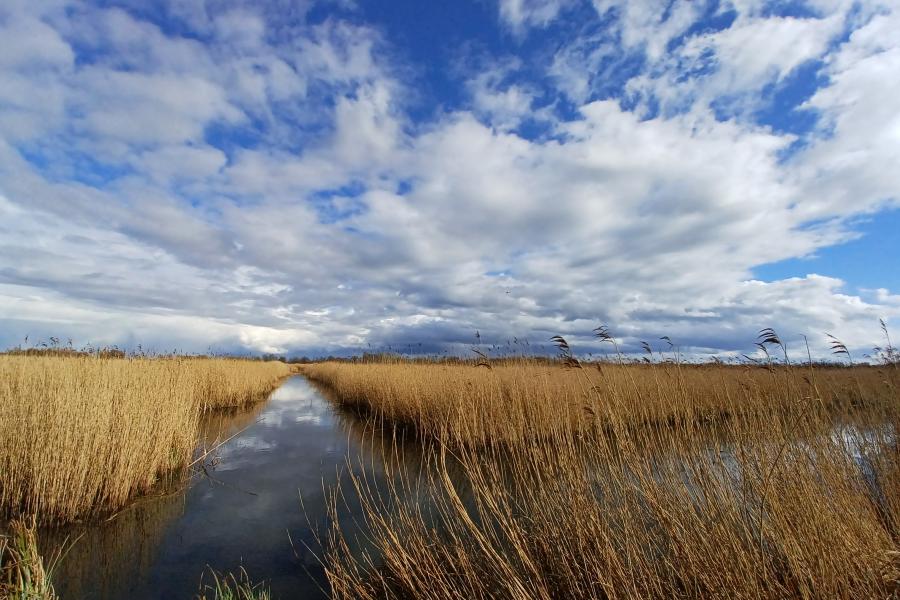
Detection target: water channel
<box><xmin>49</xmin><ymin>375</ymin><xmax>389</xmax><ymax>599</ymax></box>
<box><xmin>39</xmin><ymin>375</ymin><xmax>895</xmax><ymax>599</ymax></box>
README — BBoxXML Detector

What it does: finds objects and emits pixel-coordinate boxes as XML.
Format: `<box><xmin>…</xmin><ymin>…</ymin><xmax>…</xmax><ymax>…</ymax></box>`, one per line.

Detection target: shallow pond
<box><xmin>48</xmin><ymin>375</ymin><xmax>391</xmax><ymax>600</ymax></box>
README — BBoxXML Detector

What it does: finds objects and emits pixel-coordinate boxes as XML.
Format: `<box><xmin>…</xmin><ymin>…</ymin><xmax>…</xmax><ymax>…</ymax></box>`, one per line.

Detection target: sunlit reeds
<box><xmin>302</xmin><ymin>360</ymin><xmax>897</xmax><ymax>445</ymax></box>
<box><xmin>0</xmin><ymin>355</ymin><xmax>290</xmax><ymax>525</ymax></box>
<box><xmin>307</xmin><ymin>356</ymin><xmax>900</xmax><ymax>599</ymax></box>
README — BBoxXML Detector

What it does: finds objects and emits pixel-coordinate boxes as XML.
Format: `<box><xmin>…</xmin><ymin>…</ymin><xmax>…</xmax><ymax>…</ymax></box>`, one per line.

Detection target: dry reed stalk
<box><xmin>0</xmin><ymin>355</ymin><xmax>290</xmax><ymax>524</ymax></box>
<box><xmin>309</xmin><ymin>360</ymin><xmax>900</xmax><ymax>599</ymax></box>
<box><xmin>302</xmin><ymin>361</ymin><xmax>896</xmax><ymax>445</ymax></box>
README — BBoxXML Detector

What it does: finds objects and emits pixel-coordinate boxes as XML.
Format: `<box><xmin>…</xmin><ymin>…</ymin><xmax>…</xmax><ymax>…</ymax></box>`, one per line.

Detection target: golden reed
<box><xmin>305</xmin><ymin>359</ymin><xmax>900</xmax><ymax>599</ymax></box>
<box><xmin>0</xmin><ymin>355</ymin><xmax>290</xmax><ymax>525</ymax></box>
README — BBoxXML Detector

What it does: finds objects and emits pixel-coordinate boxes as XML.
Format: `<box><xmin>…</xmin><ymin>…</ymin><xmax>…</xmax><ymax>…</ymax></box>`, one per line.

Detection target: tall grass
<box><xmin>0</xmin><ymin>519</ymin><xmax>63</xmax><ymax>600</ymax></box>
<box><xmin>197</xmin><ymin>567</ymin><xmax>271</xmax><ymax>600</ymax></box>
<box><xmin>306</xmin><ymin>359</ymin><xmax>900</xmax><ymax>599</ymax></box>
<box><xmin>193</xmin><ymin>359</ymin><xmax>295</xmax><ymax>411</ymax></box>
<box><xmin>0</xmin><ymin>355</ymin><xmax>290</xmax><ymax>524</ymax></box>
<box><xmin>302</xmin><ymin>360</ymin><xmax>896</xmax><ymax>444</ymax></box>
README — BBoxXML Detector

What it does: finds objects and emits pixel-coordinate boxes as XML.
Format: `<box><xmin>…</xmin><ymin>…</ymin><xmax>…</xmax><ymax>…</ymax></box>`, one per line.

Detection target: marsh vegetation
<box><xmin>2</xmin><ymin>335</ymin><xmax>899</xmax><ymax>599</ymax></box>
<box><xmin>303</xmin><ymin>352</ymin><xmax>900</xmax><ymax>599</ymax></box>
<box><xmin>0</xmin><ymin>355</ymin><xmax>291</xmax><ymax>524</ymax></box>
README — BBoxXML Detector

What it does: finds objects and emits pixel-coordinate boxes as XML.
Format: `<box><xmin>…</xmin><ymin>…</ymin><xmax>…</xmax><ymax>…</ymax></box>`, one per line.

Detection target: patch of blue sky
<box><xmin>709</xmin><ymin>60</ymin><xmax>826</xmax><ymax>155</ymax></box>
<box><xmin>674</xmin><ymin>1</ymin><xmax>738</xmax><ymax>42</ymax></box>
<box><xmin>69</xmin><ymin>37</ymin><xmax>115</xmax><ymax>70</ymax></box>
<box><xmin>587</xmin><ymin>51</ymin><xmax>648</xmax><ymax>102</ymax></box>
<box><xmin>204</xmin><ymin>94</ymin><xmax>337</xmax><ymax>158</ymax></box>
<box><xmin>309</xmin><ymin>181</ymin><xmax>368</xmax><ymax>224</ymax></box>
<box><xmin>395</xmin><ymin>179</ymin><xmax>414</xmax><ymax>196</ymax></box>
<box><xmin>204</xmin><ymin>119</ymin><xmax>266</xmax><ymax>157</ymax></box>
<box><xmin>755</xmin><ymin>59</ymin><xmax>826</xmax><ymax>134</ymax></box>
<box><xmin>509</xmin><ymin>116</ymin><xmax>559</xmax><ymax>142</ymax></box>
<box><xmin>753</xmin><ymin>208</ymin><xmax>900</xmax><ymax>292</ymax></box>
<box><xmin>19</xmin><ymin>144</ymin><xmax>132</xmax><ymax>186</ymax></box>
<box><xmin>16</xmin><ymin>145</ymin><xmax>53</xmax><ymax>172</ymax></box>
<box><xmin>709</xmin><ymin>93</ymin><xmax>751</xmax><ymax>123</ymax></box>
<box><xmin>759</xmin><ymin>0</ymin><xmax>822</xmax><ymax>19</ymax></box>
<box><xmin>92</xmin><ymin>1</ymin><xmax>213</xmax><ymax>42</ymax></box>
<box><xmin>350</xmin><ymin>0</ymin><xmax>500</xmax><ymax>121</ymax></box>
<box><xmin>352</xmin><ymin>0</ymin><xmax>623</xmax><ymax>133</ymax></box>
<box><xmin>312</xmin><ymin>181</ymin><xmax>366</xmax><ymax>199</ymax></box>
<box><xmin>828</xmin><ymin>3</ymin><xmax>878</xmax><ymax>53</ymax></box>
<box><xmin>546</xmin><ymin>94</ymin><xmax>584</xmax><ymax>125</ymax></box>
<box><xmin>672</xmin><ymin>46</ymin><xmax>718</xmax><ymax>84</ymax></box>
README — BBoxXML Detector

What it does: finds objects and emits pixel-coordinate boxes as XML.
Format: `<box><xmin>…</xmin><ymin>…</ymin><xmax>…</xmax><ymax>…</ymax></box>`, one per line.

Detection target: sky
<box><xmin>0</xmin><ymin>0</ymin><xmax>898</xmax><ymax>359</ymax></box>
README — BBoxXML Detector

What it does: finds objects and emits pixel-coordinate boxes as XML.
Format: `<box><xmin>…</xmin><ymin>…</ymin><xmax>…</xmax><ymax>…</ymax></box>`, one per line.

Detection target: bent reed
<box><xmin>0</xmin><ymin>355</ymin><xmax>290</xmax><ymax>525</ymax></box>
<box><xmin>305</xmin><ymin>358</ymin><xmax>900</xmax><ymax>599</ymax></box>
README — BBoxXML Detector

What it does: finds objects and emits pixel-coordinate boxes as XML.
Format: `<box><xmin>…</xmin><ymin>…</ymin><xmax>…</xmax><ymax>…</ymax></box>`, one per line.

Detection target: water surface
<box><xmin>51</xmin><ymin>376</ymin><xmax>380</xmax><ymax>600</ymax></box>
<box><xmin>46</xmin><ymin>376</ymin><xmax>895</xmax><ymax>599</ymax></box>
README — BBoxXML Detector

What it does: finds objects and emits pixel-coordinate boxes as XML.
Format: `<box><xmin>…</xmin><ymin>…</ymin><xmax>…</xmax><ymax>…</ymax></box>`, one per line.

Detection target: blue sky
<box><xmin>0</xmin><ymin>0</ymin><xmax>898</xmax><ymax>358</ymax></box>
<box><xmin>754</xmin><ymin>208</ymin><xmax>900</xmax><ymax>291</ymax></box>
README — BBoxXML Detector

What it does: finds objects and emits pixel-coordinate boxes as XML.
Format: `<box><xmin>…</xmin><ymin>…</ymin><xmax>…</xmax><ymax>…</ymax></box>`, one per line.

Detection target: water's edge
<box><xmin>48</xmin><ymin>375</ymin><xmax>377</xmax><ymax>600</ymax></box>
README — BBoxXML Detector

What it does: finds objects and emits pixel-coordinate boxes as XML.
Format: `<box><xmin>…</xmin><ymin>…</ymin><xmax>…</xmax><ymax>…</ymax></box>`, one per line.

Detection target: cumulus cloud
<box><xmin>797</xmin><ymin>7</ymin><xmax>900</xmax><ymax>220</ymax></box>
<box><xmin>0</xmin><ymin>0</ymin><xmax>897</xmax><ymax>358</ymax></box>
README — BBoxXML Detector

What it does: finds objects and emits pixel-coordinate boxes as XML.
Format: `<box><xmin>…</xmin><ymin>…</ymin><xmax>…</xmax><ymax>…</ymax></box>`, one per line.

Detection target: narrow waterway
<box><xmin>49</xmin><ymin>375</ymin><xmax>389</xmax><ymax>600</ymax></box>
<box><xmin>43</xmin><ymin>375</ymin><xmax>894</xmax><ymax>599</ymax></box>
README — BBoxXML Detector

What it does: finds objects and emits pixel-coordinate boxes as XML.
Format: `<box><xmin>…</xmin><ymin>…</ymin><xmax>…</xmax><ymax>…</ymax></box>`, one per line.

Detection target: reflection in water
<box><xmin>41</xmin><ymin>376</ymin><xmax>898</xmax><ymax>599</ymax></box>
<box><xmin>45</xmin><ymin>488</ymin><xmax>186</xmax><ymax>600</ymax></box>
<box><xmin>198</xmin><ymin>400</ymin><xmax>269</xmax><ymax>450</ymax></box>
<box><xmin>47</xmin><ymin>376</ymin><xmax>416</xmax><ymax>600</ymax></box>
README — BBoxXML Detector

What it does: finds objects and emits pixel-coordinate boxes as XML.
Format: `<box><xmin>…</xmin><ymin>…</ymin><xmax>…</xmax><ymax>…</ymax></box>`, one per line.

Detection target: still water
<box><xmin>44</xmin><ymin>376</ymin><xmax>893</xmax><ymax>599</ymax></box>
<box><xmin>50</xmin><ymin>376</ymin><xmax>386</xmax><ymax>600</ymax></box>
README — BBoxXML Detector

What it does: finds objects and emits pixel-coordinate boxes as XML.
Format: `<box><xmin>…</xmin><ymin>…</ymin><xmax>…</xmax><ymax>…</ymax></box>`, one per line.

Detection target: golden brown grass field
<box><xmin>3</xmin><ymin>350</ymin><xmax>899</xmax><ymax>599</ymax></box>
<box><xmin>0</xmin><ymin>355</ymin><xmax>291</xmax><ymax>525</ymax></box>
<box><xmin>303</xmin><ymin>358</ymin><xmax>900</xmax><ymax>599</ymax></box>
<box><xmin>302</xmin><ymin>359</ymin><xmax>897</xmax><ymax>444</ymax></box>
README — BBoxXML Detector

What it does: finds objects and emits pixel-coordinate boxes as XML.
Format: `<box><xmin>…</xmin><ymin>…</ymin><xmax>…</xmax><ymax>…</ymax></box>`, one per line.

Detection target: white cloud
<box><xmin>74</xmin><ymin>69</ymin><xmax>243</xmax><ymax>146</ymax></box>
<box><xmin>593</xmin><ymin>0</ymin><xmax>705</xmax><ymax>62</ymax></box>
<box><xmin>796</xmin><ymin>8</ymin><xmax>900</xmax><ymax>219</ymax></box>
<box><xmin>0</xmin><ymin>0</ymin><xmax>897</xmax><ymax>359</ymax></box>
<box><xmin>0</xmin><ymin>8</ymin><xmax>73</xmax><ymax>69</ymax></box>
<box><xmin>688</xmin><ymin>13</ymin><xmax>840</xmax><ymax>98</ymax></box>
<box><xmin>0</xmin><ymin>5</ymin><xmax>73</xmax><ymax>141</ymax></box>
<box><xmin>465</xmin><ymin>59</ymin><xmax>537</xmax><ymax>131</ymax></box>
<box><xmin>573</xmin><ymin>1</ymin><xmax>850</xmax><ymax>120</ymax></box>
<box><xmin>331</xmin><ymin>82</ymin><xmax>405</xmax><ymax>169</ymax></box>
<box><xmin>135</xmin><ymin>144</ymin><xmax>228</xmax><ymax>184</ymax></box>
